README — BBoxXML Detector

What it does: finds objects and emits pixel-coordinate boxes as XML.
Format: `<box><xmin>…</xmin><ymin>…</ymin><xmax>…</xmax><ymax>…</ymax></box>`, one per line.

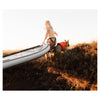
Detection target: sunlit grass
<box><xmin>3</xmin><ymin>41</ymin><xmax>97</xmax><ymax>90</ymax></box>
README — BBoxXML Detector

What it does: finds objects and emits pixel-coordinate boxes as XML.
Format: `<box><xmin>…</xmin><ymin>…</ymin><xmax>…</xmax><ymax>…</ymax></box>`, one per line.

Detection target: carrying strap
<box><xmin>49</xmin><ymin>37</ymin><xmax>56</xmax><ymax>43</ymax></box>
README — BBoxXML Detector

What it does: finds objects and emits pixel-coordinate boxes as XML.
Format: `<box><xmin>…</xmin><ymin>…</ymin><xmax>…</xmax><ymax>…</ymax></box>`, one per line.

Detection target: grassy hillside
<box><xmin>3</xmin><ymin>41</ymin><xmax>97</xmax><ymax>90</ymax></box>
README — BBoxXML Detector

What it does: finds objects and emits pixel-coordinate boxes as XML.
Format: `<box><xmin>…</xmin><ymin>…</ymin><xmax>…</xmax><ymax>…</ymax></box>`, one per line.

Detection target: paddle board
<box><xmin>3</xmin><ymin>44</ymin><xmax>50</xmax><ymax>69</ymax></box>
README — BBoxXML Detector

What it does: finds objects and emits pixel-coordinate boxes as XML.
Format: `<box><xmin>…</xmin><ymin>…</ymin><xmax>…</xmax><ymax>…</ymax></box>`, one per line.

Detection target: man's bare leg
<box><xmin>45</xmin><ymin>52</ymin><xmax>49</xmax><ymax>60</ymax></box>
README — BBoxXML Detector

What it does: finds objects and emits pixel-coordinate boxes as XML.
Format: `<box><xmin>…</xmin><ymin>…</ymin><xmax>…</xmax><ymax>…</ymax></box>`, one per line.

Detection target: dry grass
<box><xmin>51</xmin><ymin>41</ymin><xmax>97</xmax><ymax>90</ymax></box>
<box><xmin>3</xmin><ymin>41</ymin><xmax>97</xmax><ymax>90</ymax></box>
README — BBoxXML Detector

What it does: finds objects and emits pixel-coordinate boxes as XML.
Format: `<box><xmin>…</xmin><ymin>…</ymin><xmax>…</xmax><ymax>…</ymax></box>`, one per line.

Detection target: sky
<box><xmin>3</xmin><ymin>10</ymin><xmax>97</xmax><ymax>50</ymax></box>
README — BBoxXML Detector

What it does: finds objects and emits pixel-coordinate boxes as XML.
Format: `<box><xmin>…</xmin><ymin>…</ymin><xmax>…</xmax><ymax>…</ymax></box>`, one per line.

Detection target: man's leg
<box><xmin>45</xmin><ymin>52</ymin><xmax>49</xmax><ymax>60</ymax></box>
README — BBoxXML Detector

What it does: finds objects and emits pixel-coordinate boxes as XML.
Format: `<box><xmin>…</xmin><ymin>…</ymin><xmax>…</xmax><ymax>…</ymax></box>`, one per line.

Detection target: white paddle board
<box><xmin>3</xmin><ymin>44</ymin><xmax>50</xmax><ymax>69</ymax></box>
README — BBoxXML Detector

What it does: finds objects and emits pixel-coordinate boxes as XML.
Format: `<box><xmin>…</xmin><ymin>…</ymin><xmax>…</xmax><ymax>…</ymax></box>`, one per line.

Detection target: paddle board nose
<box><xmin>3</xmin><ymin>44</ymin><xmax>50</xmax><ymax>69</ymax></box>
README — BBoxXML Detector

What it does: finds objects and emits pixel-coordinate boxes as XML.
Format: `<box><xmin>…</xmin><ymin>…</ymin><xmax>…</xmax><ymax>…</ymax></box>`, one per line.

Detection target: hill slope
<box><xmin>3</xmin><ymin>41</ymin><xmax>97</xmax><ymax>90</ymax></box>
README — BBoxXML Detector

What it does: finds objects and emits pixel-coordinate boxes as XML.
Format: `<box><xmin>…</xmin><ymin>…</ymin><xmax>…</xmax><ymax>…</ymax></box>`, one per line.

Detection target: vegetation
<box><xmin>3</xmin><ymin>41</ymin><xmax>97</xmax><ymax>90</ymax></box>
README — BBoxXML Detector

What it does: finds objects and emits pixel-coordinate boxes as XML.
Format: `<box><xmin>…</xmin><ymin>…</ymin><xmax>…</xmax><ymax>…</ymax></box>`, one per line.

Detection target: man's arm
<box><xmin>54</xmin><ymin>32</ymin><xmax>58</xmax><ymax>36</ymax></box>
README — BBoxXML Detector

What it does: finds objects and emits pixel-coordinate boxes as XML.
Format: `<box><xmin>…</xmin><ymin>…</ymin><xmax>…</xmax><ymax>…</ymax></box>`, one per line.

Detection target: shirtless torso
<box><xmin>46</xmin><ymin>27</ymin><xmax>55</xmax><ymax>38</ymax></box>
<box><xmin>42</xmin><ymin>25</ymin><xmax>58</xmax><ymax>46</ymax></box>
